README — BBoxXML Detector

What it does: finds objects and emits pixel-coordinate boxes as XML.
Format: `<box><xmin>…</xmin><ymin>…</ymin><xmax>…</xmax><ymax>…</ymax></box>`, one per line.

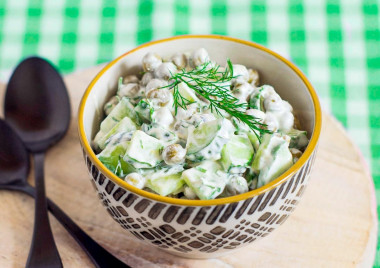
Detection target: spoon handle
<box><xmin>46</xmin><ymin>196</ymin><xmax>130</xmax><ymax>268</ymax></box>
<box><xmin>6</xmin><ymin>184</ymin><xmax>130</xmax><ymax>268</ymax></box>
<box><xmin>27</xmin><ymin>152</ymin><xmax>63</xmax><ymax>268</ymax></box>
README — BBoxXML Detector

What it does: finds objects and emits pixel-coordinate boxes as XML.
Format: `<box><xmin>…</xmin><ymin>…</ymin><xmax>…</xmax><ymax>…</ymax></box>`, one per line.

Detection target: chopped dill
<box><xmin>163</xmin><ymin>60</ymin><xmax>272</xmax><ymax>140</ymax></box>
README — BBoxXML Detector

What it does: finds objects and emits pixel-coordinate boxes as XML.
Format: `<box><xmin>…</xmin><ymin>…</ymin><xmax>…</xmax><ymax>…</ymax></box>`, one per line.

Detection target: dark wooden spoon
<box><xmin>3</xmin><ymin>57</ymin><xmax>129</xmax><ymax>268</ymax></box>
<box><xmin>4</xmin><ymin>57</ymin><xmax>69</xmax><ymax>268</ymax></box>
<box><xmin>0</xmin><ymin>119</ymin><xmax>130</xmax><ymax>268</ymax></box>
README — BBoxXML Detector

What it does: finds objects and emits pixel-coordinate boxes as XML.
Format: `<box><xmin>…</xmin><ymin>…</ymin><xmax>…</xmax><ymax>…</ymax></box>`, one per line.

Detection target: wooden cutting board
<box><xmin>0</xmin><ymin>66</ymin><xmax>377</xmax><ymax>268</ymax></box>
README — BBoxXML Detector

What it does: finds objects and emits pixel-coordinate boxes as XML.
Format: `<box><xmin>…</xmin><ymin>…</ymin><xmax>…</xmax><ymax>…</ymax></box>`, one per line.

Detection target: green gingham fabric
<box><xmin>0</xmin><ymin>0</ymin><xmax>379</xmax><ymax>265</ymax></box>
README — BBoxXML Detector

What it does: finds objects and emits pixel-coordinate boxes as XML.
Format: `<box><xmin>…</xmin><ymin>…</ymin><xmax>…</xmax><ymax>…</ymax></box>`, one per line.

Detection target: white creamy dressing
<box><xmin>152</xmin><ymin>107</ymin><xmax>174</xmax><ymax>127</ymax></box>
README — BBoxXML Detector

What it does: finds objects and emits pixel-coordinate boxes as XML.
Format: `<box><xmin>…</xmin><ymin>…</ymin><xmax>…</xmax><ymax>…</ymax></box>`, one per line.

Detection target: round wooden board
<box><xmin>0</xmin><ymin>66</ymin><xmax>377</xmax><ymax>268</ymax></box>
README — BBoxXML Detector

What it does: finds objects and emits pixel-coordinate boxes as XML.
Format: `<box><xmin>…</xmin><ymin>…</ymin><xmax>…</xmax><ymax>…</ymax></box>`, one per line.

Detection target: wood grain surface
<box><xmin>0</xmin><ymin>66</ymin><xmax>377</xmax><ymax>268</ymax></box>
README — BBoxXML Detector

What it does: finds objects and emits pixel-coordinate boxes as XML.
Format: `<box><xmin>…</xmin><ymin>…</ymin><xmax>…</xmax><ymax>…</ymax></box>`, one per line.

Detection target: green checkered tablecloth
<box><xmin>0</xmin><ymin>0</ymin><xmax>379</xmax><ymax>264</ymax></box>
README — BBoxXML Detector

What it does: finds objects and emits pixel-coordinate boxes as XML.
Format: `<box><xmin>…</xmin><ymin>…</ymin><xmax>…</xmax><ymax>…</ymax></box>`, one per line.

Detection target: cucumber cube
<box><xmin>287</xmin><ymin>129</ymin><xmax>309</xmax><ymax>150</ymax></box>
<box><xmin>221</xmin><ymin>134</ymin><xmax>254</xmax><ymax>172</ymax></box>
<box><xmin>146</xmin><ymin>173</ymin><xmax>184</xmax><ymax>196</ymax></box>
<box><xmin>182</xmin><ymin>161</ymin><xmax>227</xmax><ymax>200</ymax></box>
<box><xmin>252</xmin><ymin>133</ymin><xmax>293</xmax><ymax>188</ymax></box>
<box><xmin>186</xmin><ymin>120</ymin><xmax>221</xmax><ymax>154</ymax></box>
<box><xmin>186</xmin><ymin>119</ymin><xmax>234</xmax><ymax>162</ymax></box>
<box><xmin>101</xmin><ymin>97</ymin><xmax>140</xmax><ymax>130</ymax></box>
<box><xmin>124</xmin><ymin>130</ymin><xmax>164</xmax><ymax>168</ymax></box>
<box><xmin>95</xmin><ymin>117</ymin><xmax>137</xmax><ymax>150</ymax></box>
<box><xmin>97</xmin><ymin>138</ymin><xmax>135</xmax><ymax>177</ymax></box>
<box><xmin>93</xmin><ymin>97</ymin><xmax>140</xmax><ymax>148</ymax></box>
<box><xmin>146</xmin><ymin>166</ymin><xmax>185</xmax><ymax>196</ymax></box>
<box><xmin>231</xmin><ymin>118</ymin><xmax>260</xmax><ymax>152</ymax></box>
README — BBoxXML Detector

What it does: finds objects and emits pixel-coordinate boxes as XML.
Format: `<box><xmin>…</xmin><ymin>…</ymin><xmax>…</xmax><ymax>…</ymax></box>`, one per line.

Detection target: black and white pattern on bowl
<box><xmin>83</xmin><ymin>149</ymin><xmax>316</xmax><ymax>258</ymax></box>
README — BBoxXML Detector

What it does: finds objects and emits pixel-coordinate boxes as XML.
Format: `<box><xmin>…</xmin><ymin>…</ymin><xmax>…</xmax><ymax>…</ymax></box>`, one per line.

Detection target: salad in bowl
<box><xmin>92</xmin><ymin>48</ymin><xmax>309</xmax><ymax>200</ymax></box>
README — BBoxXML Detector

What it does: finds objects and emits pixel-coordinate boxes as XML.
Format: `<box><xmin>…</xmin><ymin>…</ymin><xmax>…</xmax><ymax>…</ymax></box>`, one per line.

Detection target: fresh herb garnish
<box><xmin>118</xmin><ymin>77</ymin><xmax>123</xmax><ymax>90</ymax></box>
<box><xmin>164</xmin><ymin>60</ymin><xmax>272</xmax><ymax>140</ymax></box>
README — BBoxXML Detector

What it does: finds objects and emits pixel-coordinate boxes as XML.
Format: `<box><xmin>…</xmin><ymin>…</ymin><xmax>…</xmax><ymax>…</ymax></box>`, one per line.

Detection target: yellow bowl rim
<box><xmin>78</xmin><ymin>34</ymin><xmax>322</xmax><ymax>206</ymax></box>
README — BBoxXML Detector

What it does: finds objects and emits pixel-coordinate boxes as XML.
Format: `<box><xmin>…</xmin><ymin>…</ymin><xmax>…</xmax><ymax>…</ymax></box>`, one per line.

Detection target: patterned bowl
<box><xmin>78</xmin><ymin>35</ymin><xmax>322</xmax><ymax>259</ymax></box>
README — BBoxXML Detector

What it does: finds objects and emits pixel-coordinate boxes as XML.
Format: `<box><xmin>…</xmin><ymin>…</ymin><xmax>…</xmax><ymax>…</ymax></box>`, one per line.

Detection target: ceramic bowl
<box><xmin>78</xmin><ymin>35</ymin><xmax>322</xmax><ymax>259</ymax></box>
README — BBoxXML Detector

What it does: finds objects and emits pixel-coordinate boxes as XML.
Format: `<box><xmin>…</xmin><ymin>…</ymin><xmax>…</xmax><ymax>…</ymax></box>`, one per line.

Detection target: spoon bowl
<box><xmin>4</xmin><ymin>57</ymin><xmax>71</xmax><ymax>152</ymax></box>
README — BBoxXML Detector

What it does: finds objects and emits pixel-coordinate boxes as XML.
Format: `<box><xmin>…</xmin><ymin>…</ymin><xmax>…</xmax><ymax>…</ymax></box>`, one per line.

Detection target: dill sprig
<box><xmin>165</xmin><ymin>60</ymin><xmax>272</xmax><ymax>139</ymax></box>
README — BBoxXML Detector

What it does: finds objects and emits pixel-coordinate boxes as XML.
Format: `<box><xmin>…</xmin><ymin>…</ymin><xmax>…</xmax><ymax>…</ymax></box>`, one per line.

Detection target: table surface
<box><xmin>0</xmin><ymin>1</ymin><xmax>379</xmax><ymax>265</ymax></box>
<box><xmin>0</xmin><ymin>66</ymin><xmax>377</xmax><ymax>267</ymax></box>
